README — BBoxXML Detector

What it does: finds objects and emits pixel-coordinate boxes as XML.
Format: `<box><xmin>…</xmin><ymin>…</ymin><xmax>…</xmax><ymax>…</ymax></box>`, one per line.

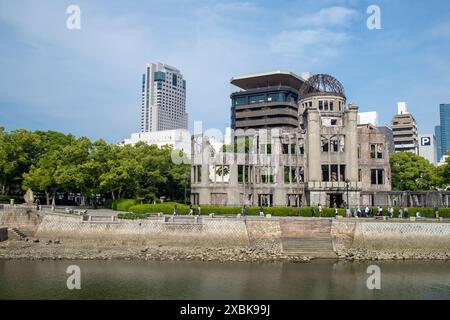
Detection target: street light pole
<box><xmin>345</xmin><ymin>178</ymin><xmax>350</xmax><ymax>210</ymax></box>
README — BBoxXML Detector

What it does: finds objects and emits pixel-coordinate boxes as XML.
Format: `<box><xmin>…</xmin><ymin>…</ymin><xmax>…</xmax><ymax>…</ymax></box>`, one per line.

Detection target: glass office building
<box><xmin>437</xmin><ymin>104</ymin><xmax>450</xmax><ymax>160</ymax></box>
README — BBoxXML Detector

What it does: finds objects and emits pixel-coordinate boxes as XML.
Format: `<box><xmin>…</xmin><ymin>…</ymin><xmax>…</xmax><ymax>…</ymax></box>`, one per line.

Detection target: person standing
<box><xmin>242</xmin><ymin>206</ymin><xmax>247</xmax><ymax>218</ymax></box>
<box><xmin>335</xmin><ymin>207</ymin><xmax>339</xmax><ymax>218</ymax></box>
<box><xmin>189</xmin><ymin>204</ymin><xmax>193</xmax><ymax>216</ymax></box>
<box><xmin>364</xmin><ymin>206</ymin><xmax>369</xmax><ymax>218</ymax></box>
<box><xmin>197</xmin><ymin>205</ymin><xmax>201</xmax><ymax>216</ymax></box>
<box><xmin>398</xmin><ymin>208</ymin><xmax>403</xmax><ymax>219</ymax></box>
<box><xmin>173</xmin><ymin>204</ymin><xmax>178</xmax><ymax>216</ymax></box>
<box><xmin>318</xmin><ymin>204</ymin><xmax>323</xmax><ymax>218</ymax></box>
<box><xmin>311</xmin><ymin>206</ymin><xmax>316</xmax><ymax>218</ymax></box>
<box><xmin>404</xmin><ymin>207</ymin><xmax>409</xmax><ymax>219</ymax></box>
<box><xmin>377</xmin><ymin>206</ymin><xmax>383</xmax><ymax>217</ymax></box>
<box><xmin>434</xmin><ymin>206</ymin><xmax>440</xmax><ymax>219</ymax></box>
<box><xmin>346</xmin><ymin>207</ymin><xmax>351</xmax><ymax>218</ymax></box>
<box><xmin>357</xmin><ymin>206</ymin><xmax>362</xmax><ymax>217</ymax></box>
<box><xmin>353</xmin><ymin>207</ymin><xmax>358</xmax><ymax>218</ymax></box>
<box><xmin>259</xmin><ymin>206</ymin><xmax>265</xmax><ymax>217</ymax></box>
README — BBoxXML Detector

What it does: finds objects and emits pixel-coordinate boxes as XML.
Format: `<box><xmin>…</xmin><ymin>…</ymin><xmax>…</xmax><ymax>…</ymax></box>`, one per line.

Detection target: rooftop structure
<box><xmin>230</xmin><ymin>71</ymin><xmax>307</xmax><ymax>130</ymax></box>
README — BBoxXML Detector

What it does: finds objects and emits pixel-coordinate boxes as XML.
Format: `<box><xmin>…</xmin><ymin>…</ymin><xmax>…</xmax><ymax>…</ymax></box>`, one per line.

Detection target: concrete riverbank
<box><xmin>1</xmin><ymin>206</ymin><xmax>449</xmax><ymax>261</ymax></box>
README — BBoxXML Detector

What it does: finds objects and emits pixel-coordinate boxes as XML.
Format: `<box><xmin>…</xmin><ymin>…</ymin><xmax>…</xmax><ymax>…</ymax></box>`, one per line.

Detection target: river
<box><xmin>0</xmin><ymin>260</ymin><xmax>449</xmax><ymax>299</ymax></box>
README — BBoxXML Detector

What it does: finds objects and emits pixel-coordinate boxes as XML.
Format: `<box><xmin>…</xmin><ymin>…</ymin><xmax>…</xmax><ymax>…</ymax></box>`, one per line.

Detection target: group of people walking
<box><xmin>173</xmin><ymin>203</ymin><xmax>441</xmax><ymax>219</ymax></box>
<box><xmin>309</xmin><ymin>204</ymin><xmax>433</xmax><ymax>219</ymax></box>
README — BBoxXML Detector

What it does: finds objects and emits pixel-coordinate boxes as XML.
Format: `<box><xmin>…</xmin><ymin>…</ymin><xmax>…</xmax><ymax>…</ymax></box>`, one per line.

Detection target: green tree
<box><xmin>390</xmin><ymin>152</ymin><xmax>441</xmax><ymax>191</ymax></box>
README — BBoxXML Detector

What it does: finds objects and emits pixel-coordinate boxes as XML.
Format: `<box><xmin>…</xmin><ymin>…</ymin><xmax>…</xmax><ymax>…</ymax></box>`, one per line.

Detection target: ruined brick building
<box><xmin>190</xmin><ymin>72</ymin><xmax>392</xmax><ymax>208</ymax></box>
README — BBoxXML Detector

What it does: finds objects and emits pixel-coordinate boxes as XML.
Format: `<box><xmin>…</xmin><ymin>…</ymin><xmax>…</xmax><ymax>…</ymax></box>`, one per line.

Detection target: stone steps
<box><xmin>10</xmin><ymin>227</ymin><xmax>27</xmax><ymax>239</ymax></box>
<box><xmin>280</xmin><ymin>219</ymin><xmax>336</xmax><ymax>258</ymax></box>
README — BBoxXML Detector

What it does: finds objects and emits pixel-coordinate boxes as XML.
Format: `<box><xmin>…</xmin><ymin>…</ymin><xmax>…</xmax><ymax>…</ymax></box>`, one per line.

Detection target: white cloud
<box><xmin>270</xmin><ymin>29</ymin><xmax>350</xmax><ymax>60</ymax></box>
<box><xmin>296</xmin><ymin>6</ymin><xmax>358</xmax><ymax>28</ymax></box>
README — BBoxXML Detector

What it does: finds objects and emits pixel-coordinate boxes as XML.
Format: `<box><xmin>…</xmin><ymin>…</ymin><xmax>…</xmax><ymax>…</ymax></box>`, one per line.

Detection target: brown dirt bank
<box><xmin>0</xmin><ymin>239</ymin><xmax>311</xmax><ymax>263</ymax></box>
<box><xmin>1</xmin><ymin>239</ymin><xmax>449</xmax><ymax>263</ymax></box>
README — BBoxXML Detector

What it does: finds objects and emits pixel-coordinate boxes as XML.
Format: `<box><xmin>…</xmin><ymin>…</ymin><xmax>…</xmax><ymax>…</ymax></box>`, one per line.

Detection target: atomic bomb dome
<box><xmin>300</xmin><ymin>74</ymin><xmax>345</xmax><ymax>98</ymax></box>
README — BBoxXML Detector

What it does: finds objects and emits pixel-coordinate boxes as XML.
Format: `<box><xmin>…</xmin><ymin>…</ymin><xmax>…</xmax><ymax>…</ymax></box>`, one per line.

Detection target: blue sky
<box><xmin>1</xmin><ymin>0</ymin><xmax>449</xmax><ymax>142</ymax></box>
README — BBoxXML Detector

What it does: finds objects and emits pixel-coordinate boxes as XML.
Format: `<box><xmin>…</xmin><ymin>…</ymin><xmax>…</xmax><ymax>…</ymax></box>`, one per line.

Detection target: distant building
<box><xmin>358</xmin><ymin>111</ymin><xmax>379</xmax><ymax>126</ymax></box>
<box><xmin>435</xmin><ymin>125</ymin><xmax>442</xmax><ymax>161</ymax></box>
<box><xmin>122</xmin><ymin>129</ymin><xmax>190</xmax><ymax>153</ymax></box>
<box><xmin>140</xmin><ymin>62</ymin><xmax>188</xmax><ymax>132</ymax></box>
<box><xmin>437</xmin><ymin>155</ymin><xmax>449</xmax><ymax>167</ymax></box>
<box><xmin>391</xmin><ymin>102</ymin><xmax>418</xmax><ymax>154</ymax></box>
<box><xmin>378</xmin><ymin>126</ymin><xmax>395</xmax><ymax>153</ymax></box>
<box><xmin>418</xmin><ymin>134</ymin><xmax>437</xmax><ymax>164</ymax></box>
<box><xmin>436</xmin><ymin>104</ymin><xmax>450</xmax><ymax>160</ymax></box>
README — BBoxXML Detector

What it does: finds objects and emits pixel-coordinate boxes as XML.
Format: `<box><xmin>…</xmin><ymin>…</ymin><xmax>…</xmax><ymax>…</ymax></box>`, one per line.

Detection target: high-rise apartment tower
<box><xmin>140</xmin><ymin>63</ymin><xmax>188</xmax><ymax>132</ymax></box>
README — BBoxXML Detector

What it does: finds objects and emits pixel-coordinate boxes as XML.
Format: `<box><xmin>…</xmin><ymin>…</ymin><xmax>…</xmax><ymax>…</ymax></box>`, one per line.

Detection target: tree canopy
<box><xmin>1</xmin><ymin>128</ymin><xmax>189</xmax><ymax>205</ymax></box>
<box><xmin>390</xmin><ymin>152</ymin><xmax>445</xmax><ymax>191</ymax></box>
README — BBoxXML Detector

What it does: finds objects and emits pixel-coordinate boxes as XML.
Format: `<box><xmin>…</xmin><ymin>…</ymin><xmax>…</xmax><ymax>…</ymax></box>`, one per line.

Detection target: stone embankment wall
<box><xmin>35</xmin><ymin>213</ymin><xmax>250</xmax><ymax>247</ymax></box>
<box><xmin>1</xmin><ymin>207</ymin><xmax>449</xmax><ymax>253</ymax></box>
<box><xmin>353</xmin><ymin>221</ymin><xmax>450</xmax><ymax>249</ymax></box>
<box><xmin>0</xmin><ymin>206</ymin><xmax>43</xmax><ymax>236</ymax></box>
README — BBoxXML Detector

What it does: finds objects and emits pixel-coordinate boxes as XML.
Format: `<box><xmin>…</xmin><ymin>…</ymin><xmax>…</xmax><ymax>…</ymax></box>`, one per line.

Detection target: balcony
<box><xmin>234</xmin><ymin>101</ymin><xmax>298</xmax><ymax>111</ymax></box>
<box><xmin>235</xmin><ymin>108</ymin><xmax>297</xmax><ymax>119</ymax></box>
<box><xmin>235</xmin><ymin>117</ymin><xmax>298</xmax><ymax>128</ymax></box>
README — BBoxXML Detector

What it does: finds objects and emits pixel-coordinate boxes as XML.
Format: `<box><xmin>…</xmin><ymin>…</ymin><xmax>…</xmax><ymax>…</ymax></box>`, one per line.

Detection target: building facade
<box><xmin>230</xmin><ymin>71</ymin><xmax>305</xmax><ymax>130</ymax></box>
<box><xmin>358</xmin><ymin>111</ymin><xmax>379</xmax><ymax>126</ymax></box>
<box><xmin>140</xmin><ymin>62</ymin><xmax>188</xmax><ymax>132</ymax></box>
<box><xmin>435</xmin><ymin>125</ymin><xmax>443</xmax><ymax>161</ymax></box>
<box><xmin>436</xmin><ymin>104</ymin><xmax>450</xmax><ymax>160</ymax></box>
<box><xmin>418</xmin><ymin>134</ymin><xmax>438</xmax><ymax>164</ymax></box>
<box><xmin>122</xmin><ymin>129</ymin><xmax>191</xmax><ymax>152</ymax></box>
<box><xmin>391</xmin><ymin>102</ymin><xmax>418</xmax><ymax>153</ymax></box>
<box><xmin>191</xmin><ymin>73</ymin><xmax>391</xmax><ymax>208</ymax></box>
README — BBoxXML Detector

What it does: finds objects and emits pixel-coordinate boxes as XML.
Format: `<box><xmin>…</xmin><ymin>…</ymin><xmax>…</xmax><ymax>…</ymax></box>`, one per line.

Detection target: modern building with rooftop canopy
<box><xmin>230</xmin><ymin>71</ymin><xmax>306</xmax><ymax>130</ymax></box>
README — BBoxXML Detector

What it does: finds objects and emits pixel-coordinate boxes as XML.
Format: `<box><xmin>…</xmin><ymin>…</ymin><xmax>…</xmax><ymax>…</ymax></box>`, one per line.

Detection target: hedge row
<box><xmin>117</xmin><ymin>212</ymin><xmax>151</xmax><ymax>220</ymax></box>
<box><xmin>0</xmin><ymin>195</ymin><xmax>24</xmax><ymax>204</ymax></box>
<box><xmin>123</xmin><ymin>203</ymin><xmax>450</xmax><ymax>219</ymax></box>
<box><xmin>105</xmin><ymin>199</ymin><xmax>137</xmax><ymax>211</ymax></box>
<box><xmin>128</xmin><ymin>203</ymin><xmax>347</xmax><ymax>217</ymax></box>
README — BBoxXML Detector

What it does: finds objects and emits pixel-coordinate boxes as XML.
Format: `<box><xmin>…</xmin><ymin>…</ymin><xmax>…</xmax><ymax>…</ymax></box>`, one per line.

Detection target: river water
<box><xmin>0</xmin><ymin>260</ymin><xmax>448</xmax><ymax>299</ymax></box>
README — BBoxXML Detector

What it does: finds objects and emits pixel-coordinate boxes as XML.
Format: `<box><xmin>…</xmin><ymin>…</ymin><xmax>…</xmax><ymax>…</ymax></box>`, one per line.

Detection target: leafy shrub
<box><xmin>117</xmin><ymin>212</ymin><xmax>151</xmax><ymax>220</ymax></box>
<box><xmin>104</xmin><ymin>199</ymin><xmax>114</xmax><ymax>209</ymax></box>
<box><xmin>129</xmin><ymin>202</ymin><xmax>189</xmax><ymax>215</ymax></box>
<box><xmin>110</xmin><ymin>199</ymin><xmax>137</xmax><ymax>211</ymax></box>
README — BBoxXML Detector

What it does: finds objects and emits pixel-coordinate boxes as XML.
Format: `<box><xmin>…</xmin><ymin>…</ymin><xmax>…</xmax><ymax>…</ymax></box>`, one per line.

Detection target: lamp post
<box><xmin>345</xmin><ymin>178</ymin><xmax>350</xmax><ymax>210</ymax></box>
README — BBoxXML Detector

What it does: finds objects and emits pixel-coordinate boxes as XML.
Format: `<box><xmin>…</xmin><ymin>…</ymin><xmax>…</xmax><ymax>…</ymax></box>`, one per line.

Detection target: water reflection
<box><xmin>0</xmin><ymin>260</ymin><xmax>448</xmax><ymax>300</ymax></box>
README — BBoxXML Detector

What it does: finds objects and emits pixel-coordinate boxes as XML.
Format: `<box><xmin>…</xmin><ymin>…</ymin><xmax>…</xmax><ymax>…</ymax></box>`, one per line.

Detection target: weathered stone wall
<box><xmin>351</xmin><ymin>222</ymin><xmax>450</xmax><ymax>250</ymax></box>
<box><xmin>0</xmin><ymin>206</ymin><xmax>43</xmax><ymax>236</ymax></box>
<box><xmin>0</xmin><ymin>227</ymin><xmax>7</xmax><ymax>242</ymax></box>
<box><xmin>35</xmin><ymin>214</ymin><xmax>250</xmax><ymax>247</ymax></box>
<box><xmin>331</xmin><ymin>220</ymin><xmax>356</xmax><ymax>251</ymax></box>
<box><xmin>245</xmin><ymin>219</ymin><xmax>282</xmax><ymax>252</ymax></box>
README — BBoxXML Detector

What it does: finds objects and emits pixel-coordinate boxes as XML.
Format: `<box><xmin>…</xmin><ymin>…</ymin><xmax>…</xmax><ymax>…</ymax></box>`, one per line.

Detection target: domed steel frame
<box><xmin>300</xmin><ymin>74</ymin><xmax>345</xmax><ymax>98</ymax></box>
